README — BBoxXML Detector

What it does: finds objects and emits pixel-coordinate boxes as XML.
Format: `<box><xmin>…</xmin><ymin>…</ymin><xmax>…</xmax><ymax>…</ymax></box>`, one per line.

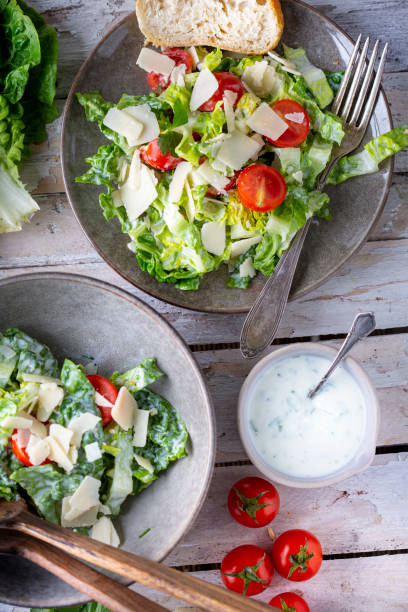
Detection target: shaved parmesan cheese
<box><xmin>217</xmin><ymin>131</ymin><xmax>262</xmax><ymax>171</ymax></box>
<box><xmin>102</xmin><ymin>108</ymin><xmax>144</xmax><ymax>147</ymax></box>
<box><xmin>134</xmin><ymin>454</ymin><xmax>154</xmax><ymax>473</ymax></box>
<box><xmin>26</xmin><ymin>435</ymin><xmax>50</xmax><ymax>466</ymax></box>
<box><xmin>150</xmin><ymin>408</ymin><xmax>158</xmax><ymax>417</ymax></box>
<box><xmin>223</xmin><ymin>93</ymin><xmax>236</xmax><ymax>133</ymax></box>
<box><xmin>247</xmin><ymin>102</ymin><xmax>288</xmax><ymax>141</ymax></box>
<box><xmin>231</xmin><ymin>235</ymin><xmax>262</xmax><ymax>258</ymax></box>
<box><xmin>133</xmin><ymin>409</ymin><xmax>149</xmax><ymax>448</ymax></box>
<box><xmin>112</xmin><ymin>387</ymin><xmax>137</xmax><ymax>430</ymax></box>
<box><xmin>1</xmin><ymin>415</ymin><xmax>32</xmax><ymax>429</ymax></box>
<box><xmin>250</xmin><ymin>134</ymin><xmax>265</xmax><ymax>159</ymax></box>
<box><xmin>85</xmin><ymin>441</ymin><xmax>103</xmax><ymax>462</ymax></box>
<box><xmin>91</xmin><ymin>516</ymin><xmax>120</xmax><ymax>548</ymax></box>
<box><xmin>29</xmin><ymin>418</ymin><xmax>47</xmax><ymax>440</ymax></box>
<box><xmin>267</xmin><ymin>51</ymin><xmax>301</xmax><ymax>75</ymax></box>
<box><xmin>190</xmin><ymin>68</ymin><xmax>218</xmax><ymax>111</ymax></box>
<box><xmin>128</xmin><ymin>149</ymin><xmax>141</xmax><ymax>190</ymax></box>
<box><xmin>292</xmin><ymin>170</ymin><xmax>303</xmax><ymax>183</ymax></box>
<box><xmin>69</xmin><ymin>412</ymin><xmax>101</xmax><ymax>447</ymax></box>
<box><xmin>230</xmin><ymin>223</ymin><xmax>257</xmax><ymax>240</ymax></box>
<box><xmin>119</xmin><ymin>164</ymin><xmax>158</xmax><ymax>222</ymax></box>
<box><xmin>123</xmin><ymin>105</ymin><xmax>160</xmax><ymax>146</ymax></box>
<box><xmin>168</xmin><ymin>161</ymin><xmax>192</xmax><ymax>203</ymax></box>
<box><xmin>49</xmin><ymin>423</ymin><xmax>73</xmax><ymax>453</ymax></box>
<box><xmin>184</xmin><ymin>180</ymin><xmax>195</xmax><ymax>224</ymax></box>
<box><xmin>68</xmin><ymin>445</ymin><xmax>78</xmax><ymax>465</ymax></box>
<box><xmin>188</xmin><ymin>46</ymin><xmax>200</xmax><ymax>70</ymax></box>
<box><xmin>94</xmin><ymin>391</ymin><xmax>114</xmax><ymax>409</ymax></box>
<box><xmin>239</xmin><ymin>258</ymin><xmax>257</xmax><ymax>278</ymax></box>
<box><xmin>118</xmin><ymin>159</ymin><xmax>129</xmax><ymax>184</ymax></box>
<box><xmin>22</xmin><ymin>373</ymin><xmax>62</xmax><ymax>385</ymax></box>
<box><xmin>48</xmin><ymin>437</ymin><xmax>73</xmax><ymax>472</ymax></box>
<box><xmin>242</xmin><ymin>60</ymin><xmax>269</xmax><ymax>96</ymax></box>
<box><xmin>285</xmin><ymin>112</ymin><xmax>305</xmax><ymax>124</ymax></box>
<box><xmin>170</xmin><ymin>63</ymin><xmax>186</xmax><ymax>86</ymax></box>
<box><xmin>14</xmin><ymin>428</ymin><xmax>31</xmax><ymax>447</ymax></box>
<box><xmin>37</xmin><ymin>382</ymin><xmax>64</xmax><ymax>422</ymax></box>
<box><xmin>69</xmin><ymin>476</ymin><xmax>101</xmax><ymax>516</ymax></box>
<box><xmin>201</xmin><ymin>221</ymin><xmax>225</xmax><ymax>256</ymax></box>
<box><xmin>197</xmin><ymin>160</ymin><xmax>229</xmax><ymax>193</ymax></box>
<box><xmin>136</xmin><ymin>47</ymin><xmax>175</xmax><ymax>75</ymax></box>
<box><xmin>61</xmin><ymin>497</ymin><xmax>99</xmax><ymax>528</ymax></box>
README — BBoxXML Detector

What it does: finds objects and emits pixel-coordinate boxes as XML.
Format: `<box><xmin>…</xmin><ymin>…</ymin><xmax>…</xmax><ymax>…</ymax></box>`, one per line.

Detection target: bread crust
<box><xmin>135</xmin><ymin>0</ymin><xmax>284</xmax><ymax>54</ymax></box>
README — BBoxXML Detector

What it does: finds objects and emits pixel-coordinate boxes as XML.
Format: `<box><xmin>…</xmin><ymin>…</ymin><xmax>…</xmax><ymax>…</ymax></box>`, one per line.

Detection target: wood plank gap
<box><xmin>173</xmin><ymin>548</ymin><xmax>408</xmax><ymax>573</ymax></box>
<box><xmin>376</xmin><ymin>443</ymin><xmax>408</xmax><ymax>454</ymax></box>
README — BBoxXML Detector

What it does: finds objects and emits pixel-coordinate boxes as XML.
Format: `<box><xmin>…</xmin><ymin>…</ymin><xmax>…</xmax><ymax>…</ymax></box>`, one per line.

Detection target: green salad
<box><xmin>0</xmin><ymin>0</ymin><xmax>59</xmax><ymax>233</ymax></box>
<box><xmin>0</xmin><ymin>328</ymin><xmax>188</xmax><ymax>545</ymax></box>
<box><xmin>76</xmin><ymin>45</ymin><xmax>407</xmax><ymax>291</ymax></box>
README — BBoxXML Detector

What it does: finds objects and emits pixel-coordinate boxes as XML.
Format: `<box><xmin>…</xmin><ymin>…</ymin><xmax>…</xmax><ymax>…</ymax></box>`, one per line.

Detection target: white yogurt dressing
<box><xmin>247</xmin><ymin>353</ymin><xmax>367</xmax><ymax>479</ymax></box>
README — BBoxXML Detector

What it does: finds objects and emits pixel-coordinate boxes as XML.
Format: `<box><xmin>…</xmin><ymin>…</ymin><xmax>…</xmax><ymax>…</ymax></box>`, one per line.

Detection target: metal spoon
<box><xmin>308</xmin><ymin>312</ymin><xmax>376</xmax><ymax>399</ymax></box>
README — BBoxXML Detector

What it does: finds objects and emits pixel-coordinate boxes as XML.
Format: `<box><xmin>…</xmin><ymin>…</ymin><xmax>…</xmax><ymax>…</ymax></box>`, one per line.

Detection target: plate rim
<box><xmin>0</xmin><ymin>271</ymin><xmax>216</xmax><ymax>608</ymax></box>
<box><xmin>61</xmin><ymin>1</ymin><xmax>393</xmax><ymax>314</ymax></box>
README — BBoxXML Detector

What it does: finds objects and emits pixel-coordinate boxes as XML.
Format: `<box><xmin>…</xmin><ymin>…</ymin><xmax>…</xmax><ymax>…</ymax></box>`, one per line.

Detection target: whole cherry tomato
<box><xmin>228</xmin><ymin>476</ymin><xmax>280</xmax><ymax>528</ymax></box>
<box><xmin>147</xmin><ymin>48</ymin><xmax>193</xmax><ymax>94</ymax></box>
<box><xmin>199</xmin><ymin>72</ymin><xmax>245</xmax><ymax>111</ymax></box>
<box><xmin>237</xmin><ymin>163</ymin><xmax>287</xmax><ymax>212</ymax></box>
<box><xmin>267</xmin><ymin>99</ymin><xmax>310</xmax><ymax>148</ymax></box>
<box><xmin>272</xmin><ymin>529</ymin><xmax>322</xmax><ymax>581</ymax></box>
<box><xmin>140</xmin><ymin>137</ymin><xmax>183</xmax><ymax>171</ymax></box>
<box><xmin>220</xmin><ymin>544</ymin><xmax>274</xmax><ymax>596</ymax></box>
<box><xmin>87</xmin><ymin>374</ymin><xmax>118</xmax><ymax>426</ymax></box>
<box><xmin>269</xmin><ymin>592</ymin><xmax>310</xmax><ymax>611</ymax></box>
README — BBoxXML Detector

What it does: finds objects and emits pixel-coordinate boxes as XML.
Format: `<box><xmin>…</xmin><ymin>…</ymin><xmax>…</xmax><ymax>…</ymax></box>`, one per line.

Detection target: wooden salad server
<box><xmin>0</xmin><ymin>500</ymin><xmax>279</xmax><ymax>612</ymax></box>
<box><xmin>0</xmin><ymin>529</ymin><xmax>167</xmax><ymax>612</ymax></box>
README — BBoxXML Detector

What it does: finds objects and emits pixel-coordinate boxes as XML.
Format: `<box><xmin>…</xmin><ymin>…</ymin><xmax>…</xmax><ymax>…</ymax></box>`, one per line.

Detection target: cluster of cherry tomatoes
<box><xmin>142</xmin><ymin>48</ymin><xmax>311</xmax><ymax>213</ymax></box>
<box><xmin>221</xmin><ymin>476</ymin><xmax>323</xmax><ymax>610</ymax></box>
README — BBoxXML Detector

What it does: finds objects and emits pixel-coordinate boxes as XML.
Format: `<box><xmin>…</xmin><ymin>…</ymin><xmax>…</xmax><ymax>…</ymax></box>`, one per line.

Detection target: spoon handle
<box><xmin>308</xmin><ymin>312</ymin><xmax>376</xmax><ymax>398</ymax></box>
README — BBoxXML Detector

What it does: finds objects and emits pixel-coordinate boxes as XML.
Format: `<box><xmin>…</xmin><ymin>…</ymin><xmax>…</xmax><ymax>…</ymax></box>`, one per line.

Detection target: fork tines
<box><xmin>332</xmin><ymin>34</ymin><xmax>388</xmax><ymax>131</ymax></box>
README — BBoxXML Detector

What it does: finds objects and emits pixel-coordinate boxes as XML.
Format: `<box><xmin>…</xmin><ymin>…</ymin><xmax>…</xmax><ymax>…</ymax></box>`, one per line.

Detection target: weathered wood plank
<box><xmin>131</xmin><ymin>555</ymin><xmax>408</xmax><ymax>612</ymax></box>
<box><xmin>24</xmin><ymin>0</ymin><xmax>408</xmax><ymax>101</ymax></box>
<box><xmin>163</xmin><ymin>454</ymin><xmax>408</xmax><ymax>566</ymax></box>
<box><xmin>2</xmin><ymin>238</ymin><xmax>408</xmax><ymax>343</ymax></box>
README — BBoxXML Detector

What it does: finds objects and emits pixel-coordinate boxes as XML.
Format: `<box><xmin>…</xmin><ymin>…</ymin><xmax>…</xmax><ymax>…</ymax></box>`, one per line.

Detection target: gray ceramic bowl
<box><xmin>0</xmin><ymin>273</ymin><xmax>215</xmax><ymax>608</ymax></box>
<box><xmin>61</xmin><ymin>0</ymin><xmax>393</xmax><ymax>313</ymax></box>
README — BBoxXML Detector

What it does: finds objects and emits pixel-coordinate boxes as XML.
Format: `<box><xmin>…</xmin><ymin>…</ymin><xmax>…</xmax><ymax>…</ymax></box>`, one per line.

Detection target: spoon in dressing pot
<box><xmin>307</xmin><ymin>312</ymin><xmax>376</xmax><ymax>399</ymax></box>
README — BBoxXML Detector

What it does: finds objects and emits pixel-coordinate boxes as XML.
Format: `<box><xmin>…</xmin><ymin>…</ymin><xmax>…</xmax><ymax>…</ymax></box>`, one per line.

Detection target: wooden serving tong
<box><xmin>0</xmin><ymin>500</ymin><xmax>278</xmax><ymax>612</ymax></box>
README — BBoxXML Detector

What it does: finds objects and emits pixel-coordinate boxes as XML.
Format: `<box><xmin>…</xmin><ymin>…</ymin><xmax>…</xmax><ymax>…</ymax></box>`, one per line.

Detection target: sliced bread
<box><xmin>135</xmin><ymin>0</ymin><xmax>284</xmax><ymax>55</ymax></box>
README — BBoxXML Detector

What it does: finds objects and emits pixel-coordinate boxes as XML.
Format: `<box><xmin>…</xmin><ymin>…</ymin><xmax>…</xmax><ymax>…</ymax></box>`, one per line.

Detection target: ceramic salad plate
<box><xmin>61</xmin><ymin>0</ymin><xmax>392</xmax><ymax>313</ymax></box>
<box><xmin>0</xmin><ymin>273</ymin><xmax>215</xmax><ymax>607</ymax></box>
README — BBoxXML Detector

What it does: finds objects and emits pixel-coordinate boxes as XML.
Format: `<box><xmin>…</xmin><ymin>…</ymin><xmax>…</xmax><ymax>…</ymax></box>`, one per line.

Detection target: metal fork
<box><xmin>240</xmin><ymin>35</ymin><xmax>388</xmax><ymax>359</ymax></box>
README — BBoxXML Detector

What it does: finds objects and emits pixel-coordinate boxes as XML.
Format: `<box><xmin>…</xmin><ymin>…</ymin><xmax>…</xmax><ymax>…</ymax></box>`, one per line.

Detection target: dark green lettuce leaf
<box><xmin>110</xmin><ymin>358</ymin><xmax>163</xmax><ymax>391</ymax></box>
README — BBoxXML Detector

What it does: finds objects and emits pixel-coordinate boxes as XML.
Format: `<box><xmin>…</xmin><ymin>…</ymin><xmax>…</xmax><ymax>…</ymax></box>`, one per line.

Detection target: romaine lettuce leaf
<box><xmin>227</xmin><ymin>245</ymin><xmax>257</xmax><ymax>289</ymax></box>
<box><xmin>202</xmin><ymin>47</ymin><xmax>223</xmax><ymax>71</ymax></box>
<box><xmin>328</xmin><ymin>126</ymin><xmax>408</xmax><ymax>184</ymax></box>
<box><xmin>110</xmin><ymin>358</ymin><xmax>163</xmax><ymax>391</ymax></box>
<box><xmin>283</xmin><ymin>45</ymin><xmax>334</xmax><ymax>109</ymax></box>
<box><xmin>0</xmin><ymin>396</ymin><xmax>19</xmax><ymax>446</ymax></box>
<box><xmin>2</xmin><ymin>328</ymin><xmax>59</xmax><ymax>380</ymax></box>
<box><xmin>104</xmin><ymin>429</ymin><xmax>133</xmax><ymax>515</ymax></box>
<box><xmin>159</xmin><ymin>83</ymin><xmax>190</xmax><ymax>127</ymax></box>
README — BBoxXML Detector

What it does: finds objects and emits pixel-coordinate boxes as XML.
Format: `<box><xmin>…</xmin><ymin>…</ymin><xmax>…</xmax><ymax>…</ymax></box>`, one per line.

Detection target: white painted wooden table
<box><xmin>1</xmin><ymin>1</ymin><xmax>408</xmax><ymax>610</ymax></box>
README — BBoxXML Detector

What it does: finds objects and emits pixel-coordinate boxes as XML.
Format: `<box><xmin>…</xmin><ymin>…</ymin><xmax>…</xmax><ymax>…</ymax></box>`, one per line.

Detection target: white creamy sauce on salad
<box><xmin>247</xmin><ymin>353</ymin><xmax>366</xmax><ymax>478</ymax></box>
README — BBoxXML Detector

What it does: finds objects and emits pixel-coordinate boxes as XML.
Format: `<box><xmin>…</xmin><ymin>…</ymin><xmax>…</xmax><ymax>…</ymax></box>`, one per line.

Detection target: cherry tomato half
<box><xmin>220</xmin><ymin>544</ymin><xmax>274</xmax><ymax>596</ymax></box>
<box><xmin>206</xmin><ymin>171</ymin><xmax>240</xmax><ymax>197</ymax></box>
<box><xmin>228</xmin><ymin>476</ymin><xmax>280</xmax><ymax>528</ymax></box>
<box><xmin>237</xmin><ymin>163</ymin><xmax>287</xmax><ymax>212</ymax></box>
<box><xmin>199</xmin><ymin>72</ymin><xmax>245</xmax><ymax>112</ymax></box>
<box><xmin>11</xmin><ymin>430</ymin><xmax>52</xmax><ymax>467</ymax></box>
<box><xmin>267</xmin><ymin>99</ymin><xmax>310</xmax><ymax>148</ymax></box>
<box><xmin>147</xmin><ymin>48</ymin><xmax>193</xmax><ymax>94</ymax></box>
<box><xmin>87</xmin><ymin>375</ymin><xmax>118</xmax><ymax>426</ymax></box>
<box><xmin>140</xmin><ymin>137</ymin><xmax>183</xmax><ymax>171</ymax></box>
<box><xmin>272</xmin><ymin>529</ymin><xmax>322</xmax><ymax>582</ymax></box>
<box><xmin>269</xmin><ymin>592</ymin><xmax>310</xmax><ymax>612</ymax></box>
